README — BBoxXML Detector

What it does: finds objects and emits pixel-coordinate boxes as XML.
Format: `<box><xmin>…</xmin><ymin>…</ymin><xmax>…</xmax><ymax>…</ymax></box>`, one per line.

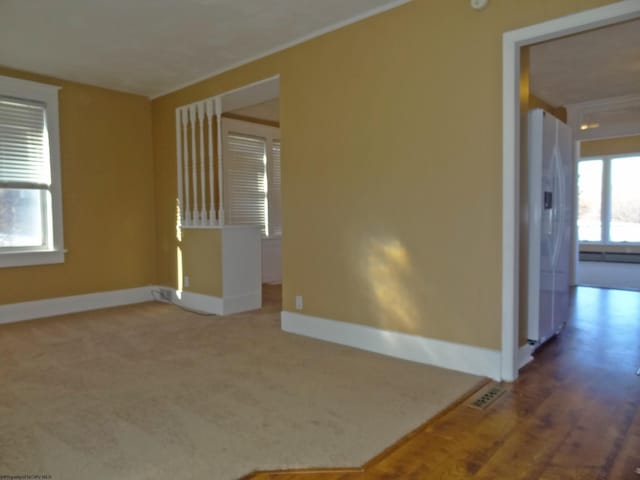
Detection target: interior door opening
<box><xmin>501</xmin><ymin>1</ymin><xmax>640</xmax><ymax>381</ymax></box>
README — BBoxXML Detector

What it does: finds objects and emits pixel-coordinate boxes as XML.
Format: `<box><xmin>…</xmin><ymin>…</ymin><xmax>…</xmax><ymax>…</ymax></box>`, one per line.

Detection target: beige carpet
<box><xmin>0</xmin><ymin>292</ymin><xmax>481</xmax><ymax>480</ymax></box>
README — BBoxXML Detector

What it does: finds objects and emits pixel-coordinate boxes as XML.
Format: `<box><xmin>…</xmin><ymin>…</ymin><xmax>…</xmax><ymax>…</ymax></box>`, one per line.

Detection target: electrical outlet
<box><xmin>184</xmin><ymin>275</ymin><xmax>190</xmax><ymax>288</ymax></box>
<box><xmin>295</xmin><ymin>295</ymin><xmax>303</xmax><ymax>310</ymax></box>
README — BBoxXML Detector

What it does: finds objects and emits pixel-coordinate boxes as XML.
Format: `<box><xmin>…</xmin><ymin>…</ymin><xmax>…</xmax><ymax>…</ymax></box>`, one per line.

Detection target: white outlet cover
<box><xmin>470</xmin><ymin>0</ymin><xmax>488</xmax><ymax>10</ymax></box>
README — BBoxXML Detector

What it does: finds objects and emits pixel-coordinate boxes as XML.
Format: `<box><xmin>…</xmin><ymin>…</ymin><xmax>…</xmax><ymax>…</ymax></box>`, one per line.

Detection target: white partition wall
<box><xmin>221</xmin><ymin>226</ymin><xmax>262</xmax><ymax>313</ymax></box>
<box><xmin>174</xmin><ymin>76</ymin><xmax>280</xmax><ymax>314</ymax></box>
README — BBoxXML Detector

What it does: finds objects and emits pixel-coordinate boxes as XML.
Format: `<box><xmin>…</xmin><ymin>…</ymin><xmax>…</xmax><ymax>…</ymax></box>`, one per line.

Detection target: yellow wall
<box><xmin>529</xmin><ymin>94</ymin><xmax>567</xmax><ymax>123</ymax></box>
<box><xmin>0</xmin><ymin>68</ymin><xmax>155</xmax><ymax>304</ymax></box>
<box><xmin>1</xmin><ymin>0</ymin><xmax>620</xmax><ymax>350</ymax></box>
<box><xmin>180</xmin><ymin>229</ymin><xmax>223</xmax><ymax>297</ymax></box>
<box><xmin>580</xmin><ymin>135</ymin><xmax>640</xmax><ymax>157</ymax></box>
<box><xmin>152</xmin><ymin>0</ymin><xmax>616</xmax><ymax>350</ymax></box>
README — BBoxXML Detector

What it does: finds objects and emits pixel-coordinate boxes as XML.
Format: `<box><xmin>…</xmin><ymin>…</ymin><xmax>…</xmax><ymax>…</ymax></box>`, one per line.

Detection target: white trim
<box><xmin>174</xmin><ymin>290</ymin><xmax>223</xmax><ymax>314</ymax></box>
<box><xmin>0</xmin><ymin>74</ymin><xmax>65</xmax><ymax>268</ymax></box>
<box><xmin>222</xmin><ymin>291</ymin><xmax>261</xmax><ymax>315</ymax></box>
<box><xmin>0</xmin><ymin>249</ymin><xmax>65</xmax><ymax>268</ymax></box>
<box><xmin>0</xmin><ymin>75</ymin><xmax>61</xmax><ymax>98</ymax></box>
<box><xmin>0</xmin><ymin>285</ymin><xmax>260</xmax><ymax>325</ymax></box>
<box><xmin>518</xmin><ymin>344</ymin><xmax>535</xmax><ymax>370</ymax></box>
<box><xmin>0</xmin><ymin>287</ymin><xmax>153</xmax><ymax>325</ymax></box>
<box><xmin>150</xmin><ymin>0</ymin><xmax>411</xmax><ymax>99</ymax></box>
<box><xmin>501</xmin><ymin>33</ymin><xmax>520</xmax><ymax>382</ymax></box>
<box><xmin>281</xmin><ymin>311</ymin><xmax>501</xmax><ymax>381</ymax></box>
<box><xmin>157</xmin><ymin>286</ymin><xmax>259</xmax><ymax>315</ymax></box>
<box><xmin>501</xmin><ymin>0</ymin><xmax>640</xmax><ymax>381</ymax></box>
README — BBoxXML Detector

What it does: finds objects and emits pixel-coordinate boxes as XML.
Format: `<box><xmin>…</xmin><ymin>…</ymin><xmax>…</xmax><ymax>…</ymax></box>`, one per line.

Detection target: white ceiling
<box><xmin>218</xmin><ymin>76</ymin><xmax>279</xmax><ymax>113</ymax></box>
<box><xmin>229</xmin><ymin>98</ymin><xmax>280</xmax><ymax>123</ymax></box>
<box><xmin>0</xmin><ymin>0</ymin><xmax>408</xmax><ymax>99</ymax></box>
<box><xmin>530</xmin><ymin>18</ymin><xmax>640</xmax><ymax>107</ymax></box>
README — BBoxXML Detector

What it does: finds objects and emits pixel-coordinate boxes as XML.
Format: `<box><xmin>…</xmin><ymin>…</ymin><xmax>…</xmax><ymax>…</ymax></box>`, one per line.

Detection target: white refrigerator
<box><xmin>527</xmin><ymin>109</ymin><xmax>574</xmax><ymax>345</ymax></box>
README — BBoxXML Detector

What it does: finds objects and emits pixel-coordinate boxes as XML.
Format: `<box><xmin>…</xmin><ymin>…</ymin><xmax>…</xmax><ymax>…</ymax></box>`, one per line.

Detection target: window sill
<box><xmin>0</xmin><ymin>249</ymin><xmax>65</xmax><ymax>268</ymax></box>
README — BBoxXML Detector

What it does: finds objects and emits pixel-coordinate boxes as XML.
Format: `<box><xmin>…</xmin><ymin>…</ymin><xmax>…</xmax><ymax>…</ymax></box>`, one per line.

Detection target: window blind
<box><xmin>269</xmin><ymin>139</ymin><xmax>282</xmax><ymax>237</ymax></box>
<box><xmin>224</xmin><ymin>132</ymin><xmax>267</xmax><ymax>235</ymax></box>
<box><xmin>0</xmin><ymin>96</ymin><xmax>49</xmax><ymax>187</ymax></box>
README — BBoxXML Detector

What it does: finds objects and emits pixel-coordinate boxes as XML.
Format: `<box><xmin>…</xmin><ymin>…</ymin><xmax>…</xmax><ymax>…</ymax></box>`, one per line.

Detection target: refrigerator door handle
<box><xmin>544</xmin><ymin>194</ymin><xmax>553</xmax><ymax>236</ymax></box>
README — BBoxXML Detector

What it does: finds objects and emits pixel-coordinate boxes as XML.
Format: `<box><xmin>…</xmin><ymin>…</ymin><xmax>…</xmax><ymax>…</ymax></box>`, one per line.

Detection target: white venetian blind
<box><xmin>269</xmin><ymin>139</ymin><xmax>282</xmax><ymax>236</ymax></box>
<box><xmin>0</xmin><ymin>96</ymin><xmax>50</xmax><ymax>186</ymax></box>
<box><xmin>224</xmin><ymin>132</ymin><xmax>267</xmax><ymax>234</ymax></box>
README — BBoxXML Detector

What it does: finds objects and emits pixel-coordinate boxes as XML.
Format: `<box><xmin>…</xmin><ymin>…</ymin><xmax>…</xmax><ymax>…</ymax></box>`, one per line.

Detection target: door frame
<box><xmin>500</xmin><ymin>0</ymin><xmax>640</xmax><ymax>381</ymax></box>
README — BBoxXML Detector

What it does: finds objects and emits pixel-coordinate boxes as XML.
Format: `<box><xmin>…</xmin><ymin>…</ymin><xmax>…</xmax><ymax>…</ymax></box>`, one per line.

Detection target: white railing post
<box><xmin>216</xmin><ymin>97</ymin><xmax>225</xmax><ymax>225</ymax></box>
<box><xmin>175</xmin><ymin>108</ymin><xmax>183</xmax><ymax>225</ymax></box>
<box><xmin>206</xmin><ymin>99</ymin><xmax>216</xmax><ymax>226</ymax></box>
<box><xmin>189</xmin><ymin>105</ymin><xmax>198</xmax><ymax>224</ymax></box>
<box><xmin>181</xmin><ymin>107</ymin><xmax>190</xmax><ymax>226</ymax></box>
<box><xmin>198</xmin><ymin>102</ymin><xmax>207</xmax><ymax>225</ymax></box>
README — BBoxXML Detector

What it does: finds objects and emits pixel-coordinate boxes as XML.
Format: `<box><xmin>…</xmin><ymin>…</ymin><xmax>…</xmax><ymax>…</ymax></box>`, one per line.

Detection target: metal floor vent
<box><xmin>467</xmin><ymin>384</ymin><xmax>506</xmax><ymax>410</ymax></box>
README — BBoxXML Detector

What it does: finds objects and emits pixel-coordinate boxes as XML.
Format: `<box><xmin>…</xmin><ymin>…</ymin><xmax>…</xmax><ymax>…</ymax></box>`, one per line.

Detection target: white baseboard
<box><xmin>0</xmin><ymin>287</ymin><xmax>153</xmax><ymax>325</ymax></box>
<box><xmin>518</xmin><ymin>343</ymin><xmax>535</xmax><ymax>369</ymax></box>
<box><xmin>222</xmin><ymin>291</ymin><xmax>261</xmax><ymax>315</ymax></box>
<box><xmin>0</xmin><ymin>285</ymin><xmax>262</xmax><ymax>326</ymax></box>
<box><xmin>11</xmin><ymin>285</ymin><xmax>252</xmax><ymax>326</ymax></box>
<box><xmin>173</xmin><ymin>289</ymin><xmax>223</xmax><ymax>314</ymax></box>
<box><xmin>281</xmin><ymin>311</ymin><xmax>502</xmax><ymax>381</ymax></box>
<box><xmin>153</xmin><ymin>286</ymin><xmax>260</xmax><ymax>315</ymax></box>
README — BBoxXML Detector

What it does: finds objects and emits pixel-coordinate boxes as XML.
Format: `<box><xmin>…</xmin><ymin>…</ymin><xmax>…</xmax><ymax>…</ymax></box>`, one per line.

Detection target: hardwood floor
<box><xmin>246</xmin><ymin>287</ymin><xmax>640</xmax><ymax>479</ymax></box>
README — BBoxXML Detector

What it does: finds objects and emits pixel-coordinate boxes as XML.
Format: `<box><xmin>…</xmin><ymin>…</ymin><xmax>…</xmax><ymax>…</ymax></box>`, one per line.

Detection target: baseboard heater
<box><xmin>579</xmin><ymin>251</ymin><xmax>640</xmax><ymax>264</ymax></box>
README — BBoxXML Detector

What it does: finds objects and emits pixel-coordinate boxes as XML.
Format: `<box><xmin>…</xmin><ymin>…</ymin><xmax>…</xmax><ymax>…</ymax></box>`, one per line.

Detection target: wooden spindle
<box><xmin>206</xmin><ymin>100</ymin><xmax>216</xmax><ymax>226</ymax></box>
<box><xmin>198</xmin><ymin>102</ymin><xmax>206</xmax><ymax>225</ymax></box>
<box><xmin>181</xmin><ymin>107</ymin><xmax>190</xmax><ymax>226</ymax></box>
<box><xmin>189</xmin><ymin>105</ymin><xmax>198</xmax><ymax>224</ymax></box>
<box><xmin>216</xmin><ymin>97</ymin><xmax>225</xmax><ymax>225</ymax></box>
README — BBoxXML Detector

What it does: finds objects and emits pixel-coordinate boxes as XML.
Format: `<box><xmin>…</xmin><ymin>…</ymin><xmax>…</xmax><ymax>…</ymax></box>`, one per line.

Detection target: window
<box><xmin>577</xmin><ymin>154</ymin><xmax>640</xmax><ymax>244</ymax></box>
<box><xmin>268</xmin><ymin>139</ymin><xmax>281</xmax><ymax>237</ymax></box>
<box><xmin>0</xmin><ymin>75</ymin><xmax>64</xmax><ymax>267</ymax></box>
<box><xmin>222</xmin><ymin>118</ymin><xmax>281</xmax><ymax>237</ymax></box>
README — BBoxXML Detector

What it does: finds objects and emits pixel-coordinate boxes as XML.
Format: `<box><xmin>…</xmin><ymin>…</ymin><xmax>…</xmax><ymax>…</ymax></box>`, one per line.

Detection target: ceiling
<box><xmin>229</xmin><ymin>98</ymin><xmax>280</xmax><ymax>123</ymax></box>
<box><xmin>529</xmin><ymin>18</ymin><xmax>640</xmax><ymax>107</ymax></box>
<box><xmin>0</xmin><ymin>0</ymin><xmax>408</xmax><ymax>99</ymax></box>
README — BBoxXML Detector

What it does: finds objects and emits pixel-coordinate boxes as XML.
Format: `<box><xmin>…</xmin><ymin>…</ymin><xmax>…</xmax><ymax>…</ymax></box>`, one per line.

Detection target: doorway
<box><xmin>501</xmin><ymin>0</ymin><xmax>640</xmax><ymax>381</ymax></box>
<box><xmin>223</xmin><ymin>96</ymin><xmax>282</xmax><ymax>286</ymax></box>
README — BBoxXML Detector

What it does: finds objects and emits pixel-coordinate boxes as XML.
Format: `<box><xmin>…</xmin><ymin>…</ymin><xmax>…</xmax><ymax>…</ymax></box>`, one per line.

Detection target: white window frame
<box><xmin>578</xmin><ymin>152</ymin><xmax>640</xmax><ymax>247</ymax></box>
<box><xmin>222</xmin><ymin>117</ymin><xmax>281</xmax><ymax>238</ymax></box>
<box><xmin>0</xmin><ymin>75</ymin><xmax>65</xmax><ymax>268</ymax></box>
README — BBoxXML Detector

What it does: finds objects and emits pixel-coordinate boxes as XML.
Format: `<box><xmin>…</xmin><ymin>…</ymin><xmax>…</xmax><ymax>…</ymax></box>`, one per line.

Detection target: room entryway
<box><xmin>501</xmin><ymin>1</ymin><xmax>640</xmax><ymax>380</ymax></box>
